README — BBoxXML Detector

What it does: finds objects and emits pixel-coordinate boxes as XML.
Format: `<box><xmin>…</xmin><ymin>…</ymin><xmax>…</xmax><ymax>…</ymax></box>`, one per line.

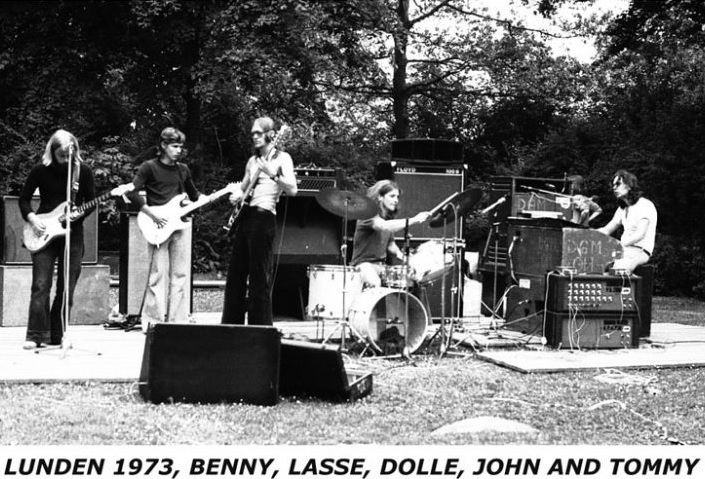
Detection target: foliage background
<box><xmin>1</xmin><ymin>0</ymin><xmax>703</xmax><ymax>298</ymax></box>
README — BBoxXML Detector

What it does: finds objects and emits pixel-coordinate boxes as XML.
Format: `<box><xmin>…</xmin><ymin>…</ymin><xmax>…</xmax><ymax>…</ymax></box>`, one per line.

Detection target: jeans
<box><xmin>141</xmin><ymin>227</ymin><xmax>190</xmax><ymax>329</ymax></box>
<box><xmin>26</xmin><ymin>234</ymin><xmax>84</xmax><ymax>345</ymax></box>
<box><xmin>222</xmin><ymin>207</ymin><xmax>276</xmax><ymax>326</ymax></box>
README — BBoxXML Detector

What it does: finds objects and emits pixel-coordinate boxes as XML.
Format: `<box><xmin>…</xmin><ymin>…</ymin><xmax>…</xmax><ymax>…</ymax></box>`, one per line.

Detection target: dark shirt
<box><xmin>19</xmin><ymin>162</ymin><xmax>96</xmax><ymax>231</ymax></box>
<box><xmin>350</xmin><ymin>216</ymin><xmax>394</xmax><ymax>266</ymax></box>
<box><xmin>126</xmin><ymin>158</ymin><xmax>199</xmax><ymax>208</ymax></box>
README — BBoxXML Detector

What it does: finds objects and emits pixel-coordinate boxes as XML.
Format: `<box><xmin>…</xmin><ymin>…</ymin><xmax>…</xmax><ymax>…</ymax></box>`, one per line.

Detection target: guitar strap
<box><xmin>245</xmin><ymin>148</ymin><xmax>279</xmax><ymax>207</ymax></box>
<box><xmin>175</xmin><ymin>162</ymin><xmax>185</xmax><ymax>194</ymax></box>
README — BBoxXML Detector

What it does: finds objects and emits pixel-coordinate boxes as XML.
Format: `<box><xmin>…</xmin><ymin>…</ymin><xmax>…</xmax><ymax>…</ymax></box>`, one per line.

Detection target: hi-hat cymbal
<box><xmin>429</xmin><ymin>188</ymin><xmax>484</xmax><ymax>227</ymax></box>
<box><xmin>315</xmin><ymin>188</ymin><xmax>378</xmax><ymax>220</ymax></box>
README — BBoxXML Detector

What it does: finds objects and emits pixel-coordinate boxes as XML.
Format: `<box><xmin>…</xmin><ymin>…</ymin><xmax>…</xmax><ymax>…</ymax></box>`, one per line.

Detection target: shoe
<box><xmin>22</xmin><ymin>341</ymin><xmax>40</xmax><ymax>350</ymax></box>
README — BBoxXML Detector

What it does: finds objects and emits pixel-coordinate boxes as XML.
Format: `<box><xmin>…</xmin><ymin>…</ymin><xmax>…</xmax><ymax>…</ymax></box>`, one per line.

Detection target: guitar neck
<box><xmin>66</xmin><ymin>191</ymin><xmax>113</xmax><ymax>221</ymax></box>
<box><xmin>180</xmin><ymin>186</ymin><xmax>234</xmax><ymax>216</ymax></box>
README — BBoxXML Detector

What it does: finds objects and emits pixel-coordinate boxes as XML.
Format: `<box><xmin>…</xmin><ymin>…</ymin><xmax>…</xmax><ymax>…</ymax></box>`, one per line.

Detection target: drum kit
<box><xmin>308</xmin><ymin>186</ymin><xmax>483</xmax><ymax>357</ymax></box>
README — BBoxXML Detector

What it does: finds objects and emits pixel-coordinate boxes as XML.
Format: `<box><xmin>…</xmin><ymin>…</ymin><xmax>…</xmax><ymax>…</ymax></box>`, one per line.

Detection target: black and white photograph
<box><xmin>0</xmin><ymin>0</ymin><xmax>703</xmax><ymax>466</ymax></box>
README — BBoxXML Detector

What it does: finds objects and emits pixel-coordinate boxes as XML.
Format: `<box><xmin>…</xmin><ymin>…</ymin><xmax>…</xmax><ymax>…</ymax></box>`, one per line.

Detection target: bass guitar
<box><xmin>223</xmin><ymin>125</ymin><xmax>290</xmax><ymax>236</ymax></box>
<box><xmin>23</xmin><ymin>183</ymin><xmax>135</xmax><ymax>253</ymax></box>
<box><xmin>137</xmin><ymin>183</ymin><xmax>240</xmax><ymax>247</ymax></box>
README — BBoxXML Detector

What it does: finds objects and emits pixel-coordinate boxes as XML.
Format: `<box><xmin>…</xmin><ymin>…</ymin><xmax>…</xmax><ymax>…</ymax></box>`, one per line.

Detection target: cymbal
<box><xmin>429</xmin><ymin>188</ymin><xmax>484</xmax><ymax>227</ymax></box>
<box><xmin>315</xmin><ymin>188</ymin><xmax>378</xmax><ymax>220</ymax></box>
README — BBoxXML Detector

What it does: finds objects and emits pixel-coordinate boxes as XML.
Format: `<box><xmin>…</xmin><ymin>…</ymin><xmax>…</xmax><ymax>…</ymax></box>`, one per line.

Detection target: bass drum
<box><xmin>349</xmin><ymin>287</ymin><xmax>428</xmax><ymax>354</ymax></box>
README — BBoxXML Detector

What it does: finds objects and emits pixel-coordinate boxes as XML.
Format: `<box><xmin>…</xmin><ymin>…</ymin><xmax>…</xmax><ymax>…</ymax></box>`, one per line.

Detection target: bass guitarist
<box><xmin>221</xmin><ymin>117</ymin><xmax>297</xmax><ymax>326</ymax></box>
<box><xmin>125</xmin><ymin>127</ymin><xmax>204</xmax><ymax>331</ymax></box>
<box><xmin>19</xmin><ymin>129</ymin><xmax>96</xmax><ymax>349</ymax></box>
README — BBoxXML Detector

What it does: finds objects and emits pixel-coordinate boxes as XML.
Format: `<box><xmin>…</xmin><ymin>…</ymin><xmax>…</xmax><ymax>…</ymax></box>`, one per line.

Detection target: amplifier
<box><xmin>544</xmin><ymin>311</ymin><xmax>637</xmax><ymax>349</ymax></box>
<box><xmin>295</xmin><ymin>168</ymin><xmax>342</xmax><ymax>196</ymax></box>
<box><xmin>546</xmin><ymin>272</ymin><xmax>641</xmax><ymax>313</ymax></box>
<box><xmin>377</xmin><ymin>161</ymin><xmax>465</xmax><ymax>240</ymax></box>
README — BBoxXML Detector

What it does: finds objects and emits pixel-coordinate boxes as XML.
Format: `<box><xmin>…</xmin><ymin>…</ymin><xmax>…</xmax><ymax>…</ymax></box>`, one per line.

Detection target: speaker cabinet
<box><xmin>391</xmin><ymin>139</ymin><xmax>463</xmax><ymax>163</ymax></box>
<box><xmin>634</xmin><ymin>264</ymin><xmax>654</xmax><ymax>337</ymax></box>
<box><xmin>139</xmin><ymin>323</ymin><xmax>281</xmax><ymax>405</ymax></box>
<box><xmin>274</xmin><ymin>195</ymin><xmax>343</xmax><ymax>264</ymax></box>
<box><xmin>279</xmin><ymin>339</ymin><xmax>373</xmax><ymax>402</ymax></box>
<box><xmin>118</xmin><ymin>212</ymin><xmax>192</xmax><ymax>316</ymax></box>
<box><xmin>377</xmin><ymin>162</ymin><xmax>465</xmax><ymax>240</ymax></box>
<box><xmin>1</xmin><ymin>195</ymin><xmax>98</xmax><ymax>264</ymax></box>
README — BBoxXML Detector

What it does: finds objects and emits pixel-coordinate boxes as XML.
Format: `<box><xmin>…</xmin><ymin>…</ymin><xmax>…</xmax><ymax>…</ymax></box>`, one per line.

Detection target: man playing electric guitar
<box><xmin>222</xmin><ymin>117</ymin><xmax>297</xmax><ymax>326</ymax></box>
<box><xmin>125</xmin><ymin>127</ymin><xmax>205</xmax><ymax>331</ymax></box>
<box><xmin>19</xmin><ymin>130</ymin><xmax>97</xmax><ymax>349</ymax></box>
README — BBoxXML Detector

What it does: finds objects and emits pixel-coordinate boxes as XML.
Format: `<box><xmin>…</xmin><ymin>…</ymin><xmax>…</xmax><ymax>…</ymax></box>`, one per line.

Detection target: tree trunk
<box><xmin>392</xmin><ymin>0</ymin><xmax>410</xmax><ymax>139</ymax></box>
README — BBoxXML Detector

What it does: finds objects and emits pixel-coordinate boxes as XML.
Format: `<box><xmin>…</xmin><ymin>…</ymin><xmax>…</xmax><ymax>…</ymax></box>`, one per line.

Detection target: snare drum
<box><xmin>307</xmin><ymin>265</ymin><xmax>362</xmax><ymax>319</ymax></box>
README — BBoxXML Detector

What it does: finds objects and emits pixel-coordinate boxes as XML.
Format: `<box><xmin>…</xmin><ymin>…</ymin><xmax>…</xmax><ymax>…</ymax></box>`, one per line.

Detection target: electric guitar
<box><xmin>137</xmin><ymin>182</ymin><xmax>240</xmax><ymax>247</ymax></box>
<box><xmin>23</xmin><ymin>183</ymin><xmax>135</xmax><ymax>253</ymax></box>
<box><xmin>223</xmin><ymin>125</ymin><xmax>290</xmax><ymax>236</ymax></box>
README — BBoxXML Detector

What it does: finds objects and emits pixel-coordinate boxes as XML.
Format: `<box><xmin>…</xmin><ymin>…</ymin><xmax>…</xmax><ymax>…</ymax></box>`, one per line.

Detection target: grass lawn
<box><xmin>0</xmin><ymin>296</ymin><xmax>704</xmax><ymax>445</ymax></box>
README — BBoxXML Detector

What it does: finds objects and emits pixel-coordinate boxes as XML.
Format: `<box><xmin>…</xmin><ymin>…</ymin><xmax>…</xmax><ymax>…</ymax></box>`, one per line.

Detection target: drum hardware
<box><xmin>423</xmin><ymin>193</ymin><xmax>474</xmax><ymax>356</ymax></box>
<box><xmin>314</xmin><ymin>189</ymin><xmax>378</xmax><ymax>353</ymax></box>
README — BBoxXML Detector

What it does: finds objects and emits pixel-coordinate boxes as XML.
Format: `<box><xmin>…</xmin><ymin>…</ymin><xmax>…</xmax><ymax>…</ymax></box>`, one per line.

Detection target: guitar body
<box><xmin>22</xmin><ymin>202</ymin><xmax>71</xmax><ymax>253</ymax></box>
<box><xmin>136</xmin><ymin>194</ymin><xmax>192</xmax><ymax>247</ymax></box>
<box><xmin>137</xmin><ymin>183</ymin><xmax>239</xmax><ymax>247</ymax></box>
<box><xmin>21</xmin><ymin>183</ymin><xmax>134</xmax><ymax>254</ymax></box>
<box><xmin>224</xmin><ymin>125</ymin><xmax>290</xmax><ymax>237</ymax></box>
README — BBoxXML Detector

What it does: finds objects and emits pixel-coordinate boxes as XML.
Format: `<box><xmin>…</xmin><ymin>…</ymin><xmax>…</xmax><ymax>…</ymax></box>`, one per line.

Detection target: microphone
<box><xmin>480</xmin><ymin>194</ymin><xmax>508</xmax><ymax>215</ymax></box>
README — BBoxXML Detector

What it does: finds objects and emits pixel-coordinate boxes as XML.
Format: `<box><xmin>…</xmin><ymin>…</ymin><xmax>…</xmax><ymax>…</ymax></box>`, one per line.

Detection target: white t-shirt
<box><xmin>616</xmin><ymin>197</ymin><xmax>657</xmax><ymax>254</ymax></box>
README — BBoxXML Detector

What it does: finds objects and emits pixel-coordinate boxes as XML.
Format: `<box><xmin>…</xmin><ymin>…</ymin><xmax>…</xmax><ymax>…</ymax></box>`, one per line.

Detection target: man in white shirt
<box><xmin>597</xmin><ymin>170</ymin><xmax>657</xmax><ymax>273</ymax></box>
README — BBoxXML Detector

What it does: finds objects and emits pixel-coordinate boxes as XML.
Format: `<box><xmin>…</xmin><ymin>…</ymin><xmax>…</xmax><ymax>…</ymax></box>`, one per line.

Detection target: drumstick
<box><xmin>429</xmin><ymin>192</ymin><xmax>460</xmax><ymax>217</ymax></box>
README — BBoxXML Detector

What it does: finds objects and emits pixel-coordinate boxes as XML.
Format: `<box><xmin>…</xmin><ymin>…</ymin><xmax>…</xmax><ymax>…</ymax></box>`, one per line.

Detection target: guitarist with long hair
<box><xmin>125</xmin><ymin>127</ymin><xmax>205</xmax><ymax>331</ymax></box>
<box><xmin>19</xmin><ymin>129</ymin><xmax>96</xmax><ymax>349</ymax></box>
<box><xmin>222</xmin><ymin>117</ymin><xmax>297</xmax><ymax>326</ymax></box>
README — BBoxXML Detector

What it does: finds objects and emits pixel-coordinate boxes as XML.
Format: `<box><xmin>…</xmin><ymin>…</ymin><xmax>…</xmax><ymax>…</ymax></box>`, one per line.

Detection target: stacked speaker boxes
<box><xmin>271</xmin><ymin>168</ymin><xmax>344</xmax><ymax>319</ymax></box>
<box><xmin>377</xmin><ymin>139</ymin><xmax>466</xmax><ymax>320</ymax></box>
<box><xmin>544</xmin><ymin>272</ymin><xmax>642</xmax><ymax>349</ymax></box>
<box><xmin>0</xmin><ymin>195</ymin><xmax>109</xmax><ymax>326</ymax></box>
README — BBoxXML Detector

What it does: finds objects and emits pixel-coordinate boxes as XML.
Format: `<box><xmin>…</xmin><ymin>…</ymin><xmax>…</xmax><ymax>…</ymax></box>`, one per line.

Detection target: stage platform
<box><xmin>1</xmin><ymin>316</ymin><xmax>704</xmax><ymax>383</ymax></box>
<box><xmin>477</xmin><ymin>323</ymin><xmax>705</xmax><ymax>373</ymax></box>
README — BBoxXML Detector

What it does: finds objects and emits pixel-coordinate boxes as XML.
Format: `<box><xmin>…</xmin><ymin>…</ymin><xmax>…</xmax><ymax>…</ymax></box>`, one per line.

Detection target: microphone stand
<box><xmin>402</xmin><ymin>218</ymin><xmax>411</xmax><ymax>358</ymax></box>
<box><xmin>480</xmin><ymin>195</ymin><xmax>508</xmax><ymax>331</ymax></box>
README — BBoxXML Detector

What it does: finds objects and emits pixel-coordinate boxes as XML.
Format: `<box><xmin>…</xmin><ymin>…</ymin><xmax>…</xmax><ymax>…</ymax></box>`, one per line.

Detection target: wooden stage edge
<box><xmin>1</xmin><ymin>316</ymin><xmax>705</xmax><ymax>383</ymax></box>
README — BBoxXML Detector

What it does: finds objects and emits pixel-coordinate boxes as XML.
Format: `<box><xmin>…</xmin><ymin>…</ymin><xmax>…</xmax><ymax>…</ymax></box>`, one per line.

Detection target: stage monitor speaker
<box><xmin>1</xmin><ymin>195</ymin><xmax>98</xmax><ymax>264</ymax></box>
<box><xmin>279</xmin><ymin>339</ymin><xmax>373</xmax><ymax>402</ymax></box>
<box><xmin>377</xmin><ymin>162</ymin><xmax>465</xmax><ymax>240</ymax></box>
<box><xmin>391</xmin><ymin>139</ymin><xmax>463</xmax><ymax>163</ymax></box>
<box><xmin>274</xmin><ymin>196</ymin><xmax>343</xmax><ymax>265</ymax></box>
<box><xmin>118</xmin><ymin>212</ymin><xmax>192</xmax><ymax>317</ymax></box>
<box><xmin>139</xmin><ymin>323</ymin><xmax>281</xmax><ymax>405</ymax></box>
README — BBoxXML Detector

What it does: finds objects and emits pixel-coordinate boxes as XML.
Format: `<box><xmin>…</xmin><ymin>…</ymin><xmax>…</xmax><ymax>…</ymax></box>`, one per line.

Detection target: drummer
<box><xmin>350</xmin><ymin>180</ymin><xmax>432</xmax><ymax>288</ymax></box>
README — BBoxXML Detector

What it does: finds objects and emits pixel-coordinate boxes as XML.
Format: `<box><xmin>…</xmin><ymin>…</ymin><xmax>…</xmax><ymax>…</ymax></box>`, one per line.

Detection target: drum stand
<box><xmin>320</xmin><ymin>200</ymin><xmax>374</xmax><ymax>355</ymax></box>
<box><xmin>423</xmin><ymin>204</ymin><xmax>464</xmax><ymax>357</ymax></box>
